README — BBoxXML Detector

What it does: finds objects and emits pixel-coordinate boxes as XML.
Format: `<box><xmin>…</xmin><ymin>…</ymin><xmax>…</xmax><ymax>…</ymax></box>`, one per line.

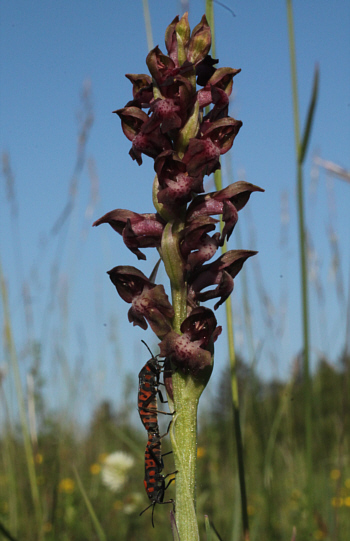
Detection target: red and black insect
<box><xmin>140</xmin><ymin>430</ymin><xmax>176</xmax><ymax>527</ymax></box>
<box><xmin>138</xmin><ymin>341</ymin><xmax>173</xmax><ymax>433</ymax></box>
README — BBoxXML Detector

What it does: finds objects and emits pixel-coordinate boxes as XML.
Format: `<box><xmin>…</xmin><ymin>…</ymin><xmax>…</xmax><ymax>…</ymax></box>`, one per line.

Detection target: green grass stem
<box><xmin>73</xmin><ymin>466</ymin><xmax>107</xmax><ymax>541</ymax></box>
<box><xmin>142</xmin><ymin>0</ymin><xmax>153</xmax><ymax>51</ymax></box>
<box><xmin>0</xmin><ymin>261</ymin><xmax>43</xmax><ymax>537</ymax></box>
<box><xmin>206</xmin><ymin>3</ymin><xmax>250</xmax><ymax>538</ymax></box>
<box><xmin>286</xmin><ymin>0</ymin><xmax>319</xmax><ymax>510</ymax></box>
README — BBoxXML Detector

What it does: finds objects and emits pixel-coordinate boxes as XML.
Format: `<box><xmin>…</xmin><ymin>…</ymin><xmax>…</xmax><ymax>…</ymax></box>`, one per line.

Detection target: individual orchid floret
<box><xmin>146</xmin><ymin>45</ymin><xmax>178</xmax><ymax>86</ymax></box>
<box><xmin>159</xmin><ymin>307</ymin><xmax>221</xmax><ymax>374</ymax></box>
<box><xmin>154</xmin><ymin>150</ymin><xmax>204</xmax><ymax>209</ymax></box>
<box><xmin>115</xmin><ymin>106</ymin><xmax>172</xmax><ymax>165</ymax></box>
<box><xmin>145</xmin><ymin>46</ymin><xmax>195</xmax><ymax>122</ymax></box>
<box><xmin>188</xmin><ymin>250</ymin><xmax>258</xmax><ymax>309</ymax></box>
<box><xmin>142</xmin><ymin>98</ymin><xmax>182</xmax><ymax>134</ymax></box>
<box><xmin>181</xmin><ymin>216</ymin><xmax>221</xmax><ymax>270</ymax></box>
<box><xmin>186</xmin><ymin>181</ymin><xmax>265</xmax><ymax>245</ymax></box>
<box><xmin>124</xmin><ymin>74</ymin><xmax>153</xmax><ymax>108</ymax></box>
<box><xmin>107</xmin><ymin>266</ymin><xmax>174</xmax><ymax>339</ymax></box>
<box><xmin>183</xmin><ymin>117</ymin><xmax>242</xmax><ymax>177</ymax></box>
<box><xmin>93</xmin><ymin>209</ymin><xmax>165</xmax><ymax>260</ymax></box>
<box><xmin>197</xmin><ymin>67</ymin><xmax>241</xmax><ymax>111</ymax></box>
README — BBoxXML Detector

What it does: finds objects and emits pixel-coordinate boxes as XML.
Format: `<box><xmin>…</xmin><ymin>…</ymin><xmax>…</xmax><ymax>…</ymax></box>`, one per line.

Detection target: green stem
<box><xmin>286</xmin><ymin>0</ymin><xmax>313</xmax><ymax>498</ymax></box>
<box><xmin>170</xmin><ymin>380</ymin><xmax>200</xmax><ymax>541</ymax></box>
<box><xmin>162</xmin><ymin>223</ymin><xmax>201</xmax><ymax>540</ymax></box>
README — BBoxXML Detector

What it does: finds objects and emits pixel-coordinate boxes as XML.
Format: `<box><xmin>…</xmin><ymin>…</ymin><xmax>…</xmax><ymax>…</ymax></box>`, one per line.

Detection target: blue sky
<box><xmin>1</xmin><ymin>1</ymin><xmax>349</xmax><ymax>420</ymax></box>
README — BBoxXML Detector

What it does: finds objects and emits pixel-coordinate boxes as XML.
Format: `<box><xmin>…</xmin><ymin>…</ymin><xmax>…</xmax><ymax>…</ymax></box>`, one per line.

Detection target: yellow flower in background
<box><xmin>35</xmin><ymin>453</ymin><xmax>43</xmax><ymax>464</ymax></box>
<box><xmin>247</xmin><ymin>504</ymin><xmax>255</xmax><ymax>516</ymax></box>
<box><xmin>36</xmin><ymin>475</ymin><xmax>45</xmax><ymax>485</ymax></box>
<box><xmin>90</xmin><ymin>463</ymin><xmax>101</xmax><ymax>475</ymax></box>
<box><xmin>197</xmin><ymin>446</ymin><xmax>206</xmax><ymax>458</ymax></box>
<box><xmin>313</xmin><ymin>530</ymin><xmax>326</xmax><ymax>540</ymax></box>
<box><xmin>59</xmin><ymin>478</ymin><xmax>75</xmax><ymax>494</ymax></box>
<box><xmin>101</xmin><ymin>451</ymin><xmax>135</xmax><ymax>492</ymax></box>
<box><xmin>291</xmin><ymin>489</ymin><xmax>301</xmax><ymax>501</ymax></box>
<box><xmin>330</xmin><ymin>469</ymin><xmax>341</xmax><ymax>481</ymax></box>
<box><xmin>0</xmin><ymin>475</ymin><xmax>8</xmax><ymax>486</ymax></box>
<box><xmin>345</xmin><ymin>478</ymin><xmax>350</xmax><ymax>489</ymax></box>
<box><xmin>331</xmin><ymin>497</ymin><xmax>343</xmax><ymax>507</ymax></box>
<box><xmin>345</xmin><ymin>497</ymin><xmax>350</xmax><ymax>507</ymax></box>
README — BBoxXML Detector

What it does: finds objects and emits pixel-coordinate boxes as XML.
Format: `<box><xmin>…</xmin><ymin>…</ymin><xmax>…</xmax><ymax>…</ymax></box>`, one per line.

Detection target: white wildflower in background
<box><xmin>101</xmin><ymin>451</ymin><xmax>135</xmax><ymax>492</ymax></box>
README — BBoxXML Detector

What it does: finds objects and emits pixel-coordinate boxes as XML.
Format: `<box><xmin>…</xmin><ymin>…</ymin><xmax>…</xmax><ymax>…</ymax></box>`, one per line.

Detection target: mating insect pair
<box><xmin>138</xmin><ymin>341</ymin><xmax>176</xmax><ymax>526</ymax></box>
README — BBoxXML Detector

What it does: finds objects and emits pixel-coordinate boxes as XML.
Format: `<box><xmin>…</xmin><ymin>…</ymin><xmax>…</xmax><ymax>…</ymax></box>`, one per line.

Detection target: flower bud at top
<box><xmin>187</xmin><ymin>15</ymin><xmax>211</xmax><ymax>66</ymax></box>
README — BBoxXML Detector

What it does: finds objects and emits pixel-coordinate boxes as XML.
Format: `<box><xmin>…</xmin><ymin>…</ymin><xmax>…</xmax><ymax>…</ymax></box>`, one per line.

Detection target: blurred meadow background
<box><xmin>0</xmin><ymin>1</ymin><xmax>350</xmax><ymax>540</ymax></box>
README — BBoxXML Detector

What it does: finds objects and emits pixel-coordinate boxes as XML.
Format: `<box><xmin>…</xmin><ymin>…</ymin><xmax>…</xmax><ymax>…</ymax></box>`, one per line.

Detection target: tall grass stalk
<box><xmin>206</xmin><ymin>4</ymin><xmax>250</xmax><ymax>539</ymax></box>
<box><xmin>73</xmin><ymin>466</ymin><xmax>107</xmax><ymax>541</ymax></box>
<box><xmin>286</xmin><ymin>0</ymin><xmax>319</xmax><ymax>506</ymax></box>
<box><xmin>0</xmin><ymin>261</ymin><xmax>43</xmax><ymax>536</ymax></box>
<box><xmin>142</xmin><ymin>0</ymin><xmax>153</xmax><ymax>51</ymax></box>
<box><xmin>0</xmin><ymin>391</ymin><xmax>18</xmax><ymax>536</ymax></box>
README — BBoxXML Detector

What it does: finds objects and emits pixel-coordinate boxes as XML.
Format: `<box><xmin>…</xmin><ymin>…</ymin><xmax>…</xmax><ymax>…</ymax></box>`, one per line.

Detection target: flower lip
<box><xmin>159</xmin><ymin>306</ymin><xmax>221</xmax><ymax>374</ymax></box>
<box><xmin>186</xmin><ymin>181</ymin><xmax>264</xmax><ymax>245</ymax></box>
<box><xmin>108</xmin><ymin>265</ymin><xmax>174</xmax><ymax>338</ymax></box>
<box><xmin>188</xmin><ymin>250</ymin><xmax>258</xmax><ymax>309</ymax></box>
<box><xmin>93</xmin><ymin>209</ymin><xmax>165</xmax><ymax>260</ymax></box>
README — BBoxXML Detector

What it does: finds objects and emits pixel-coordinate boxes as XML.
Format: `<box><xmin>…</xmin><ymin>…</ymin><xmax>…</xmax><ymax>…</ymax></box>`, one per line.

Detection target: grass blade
<box><xmin>73</xmin><ymin>465</ymin><xmax>107</xmax><ymax>541</ymax></box>
<box><xmin>142</xmin><ymin>0</ymin><xmax>153</xmax><ymax>51</ymax></box>
<box><xmin>0</xmin><ymin>261</ymin><xmax>42</xmax><ymax>535</ymax></box>
<box><xmin>299</xmin><ymin>65</ymin><xmax>319</xmax><ymax>164</ymax></box>
<box><xmin>286</xmin><ymin>0</ymin><xmax>315</xmax><ymax>521</ymax></box>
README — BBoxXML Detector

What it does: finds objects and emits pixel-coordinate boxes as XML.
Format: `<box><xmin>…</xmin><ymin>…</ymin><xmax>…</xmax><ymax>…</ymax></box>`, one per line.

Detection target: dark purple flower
<box><xmin>188</xmin><ymin>250</ymin><xmax>257</xmax><ymax>309</ymax></box>
<box><xmin>154</xmin><ymin>150</ymin><xmax>204</xmax><ymax>209</ymax></box>
<box><xmin>181</xmin><ymin>216</ymin><xmax>221</xmax><ymax>270</ymax></box>
<box><xmin>159</xmin><ymin>307</ymin><xmax>221</xmax><ymax>373</ymax></box>
<box><xmin>107</xmin><ymin>266</ymin><xmax>174</xmax><ymax>339</ymax></box>
<box><xmin>124</xmin><ymin>73</ymin><xmax>154</xmax><ymax>108</ymax></box>
<box><xmin>115</xmin><ymin>106</ymin><xmax>172</xmax><ymax>165</ymax></box>
<box><xmin>183</xmin><ymin>117</ymin><xmax>242</xmax><ymax>177</ymax></box>
<box><xmin>146</xmin><ymin>46</ymin><xmax>177</xmax><ymax>86</ymax></box>
<box><xmin>197</xmin><ymin>67</ymin><xmax>240</xmax><ymax>112</ymax></box>
<box><xmin>143</xmin><ymin>98</ymin><xmax>182</xmax><ymax>134</ymax></box>
<box><xmin>93</xmin><ymin>209</ymin><xmax>165</xmax><ymax>260</ymax></box>
<box><xmin>186</xmin><ymin>181</ymin><xmax>264</xmax><ymax>245</ymax></box>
